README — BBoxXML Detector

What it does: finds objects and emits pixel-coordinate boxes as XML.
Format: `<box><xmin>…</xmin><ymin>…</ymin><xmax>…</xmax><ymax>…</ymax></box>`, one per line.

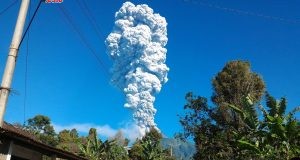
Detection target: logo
<box><xmin>45</xmin><ymin>0</ymin><xmax>63</xmax><ymax>3</ymax></box>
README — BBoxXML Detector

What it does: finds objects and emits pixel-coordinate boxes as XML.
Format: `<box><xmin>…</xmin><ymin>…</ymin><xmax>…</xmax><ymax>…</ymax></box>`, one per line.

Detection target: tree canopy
<box><xmin>212</xmin><ymin>60</ymin><xmax>265</xmax><ymax>106</ymax></box>
<box><xmin>17</xmin><ymin>60</ymin><xmax>299</xmax><ymax>160</ymax></box>
<box><xmin>24</xmin><ymin>114</ymin><xmax>58</xmax><ymax>147</ymax></box>
<box><xmin>212</xmin><ymin>60</ymin><xmax>265</xmax><ymax>129</ymax></box>
<box><xmin>179</xmin><ymin>61</ymin><xmax>300</xmax><ymax>160</ymax></box>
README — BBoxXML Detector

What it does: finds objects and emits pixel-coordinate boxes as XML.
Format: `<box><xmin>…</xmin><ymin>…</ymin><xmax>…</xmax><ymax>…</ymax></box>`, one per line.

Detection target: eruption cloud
<box><xmin>105</xmin><ymin>2</ymin><xmax>169</xmax><ymax>137</ymax></box>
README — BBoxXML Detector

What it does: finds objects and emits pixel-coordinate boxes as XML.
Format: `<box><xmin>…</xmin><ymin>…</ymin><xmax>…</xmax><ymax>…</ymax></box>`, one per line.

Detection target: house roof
<box><xmin>0</xmin><ymin>122</ymin><xmax>87</xmax><ymax>160</ymax></box>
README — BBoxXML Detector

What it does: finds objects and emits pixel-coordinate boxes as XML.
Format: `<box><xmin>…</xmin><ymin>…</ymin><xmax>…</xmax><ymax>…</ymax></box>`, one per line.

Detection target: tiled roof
<box><xmin>0</xmin><ymin>122</ymin><xmax>87</xmax><ymax>160</ymax></box>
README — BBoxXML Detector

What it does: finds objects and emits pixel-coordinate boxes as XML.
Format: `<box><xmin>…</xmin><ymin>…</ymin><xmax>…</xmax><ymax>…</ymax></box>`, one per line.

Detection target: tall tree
<box><xmin>57</xmin><ymin>129</ymin><xmax>80</xmax><ymax>153</ymax></box>
<box><xmin>179</xmin><ymin>61</ymin><xmax>300</xmax><ymax>159</ymax></box>
<box><xmin>212</xmin><ymin>60</ymin><xmax>265</xmax><ymax>129</ymax></box>
<box><xmin>179</xmin><ymin>92</ymin><xmax>234</xmax><ymax>159</ymax></box>
<box><xmin>24</xmin><ymin>115</ymin><xmax>58</xmax><ymax>146</ymax></box>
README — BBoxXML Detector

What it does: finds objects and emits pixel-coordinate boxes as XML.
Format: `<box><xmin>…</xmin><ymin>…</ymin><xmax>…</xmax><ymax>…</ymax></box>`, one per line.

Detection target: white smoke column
<box><xmin>105</xmin><ymin>2</ymin><xmax>169</xmax><ymax>137</ymax></box>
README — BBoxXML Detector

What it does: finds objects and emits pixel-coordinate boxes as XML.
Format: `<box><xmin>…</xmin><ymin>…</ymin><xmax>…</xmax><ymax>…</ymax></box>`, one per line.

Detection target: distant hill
<box><xmin>161</xmin><ymin>138</ymin><xmax>195</xmax><ymax>160</ymax></box>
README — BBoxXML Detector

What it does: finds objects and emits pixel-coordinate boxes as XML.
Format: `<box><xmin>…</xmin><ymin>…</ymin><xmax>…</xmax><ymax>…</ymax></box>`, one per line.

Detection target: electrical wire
<box><xmin>23</xmin><ymin>0</ymin><xmax>31</xmax><ymax>125</ymax></box>
<box><xmin>182</xmin><ymin>0</ymin><xmax>300</xmax><ymax>25</ymax></box>
<box><xmin>57</xmin><ymin>4</ymin><xmax>109</xmax><ymax>77</ymax></box>
<box><xmin>75</xmin><ymin>0</ymin><xmax>105</xmax><ymax>42</ymax></box>
<box><xmin>18</xmin><ymin>0</ymin><xmax>43</xmax><ymax>49</ymax></box>
<box><xmin>0</xmin><ymin>0</ymin><xmax>18</xmax><ymax>17</ymax></box>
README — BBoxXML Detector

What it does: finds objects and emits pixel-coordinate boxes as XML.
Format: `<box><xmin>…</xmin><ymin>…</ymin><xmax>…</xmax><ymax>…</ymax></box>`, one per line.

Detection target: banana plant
<box><xmin>78</xmin><ymin>129</ymin><xmax>109</xmax><ymax>160</ymax></box>
<box><xmin>141</xmin><ymin>138</ymin><xmax>164</xmax><ymax>160</ymax></box>
<box><xmin>226</xmin><ymin>95</ymin><xmax>262</xmax><ymax>158</ymax></box>
<box><xmin>259</xmin><ymin>94</ymin><xmax>300</xmax><ymax>159</ymax></box>
<box><xmin>227</xmin><ymin>93</ymin><xmax>300</xmax><ymax>159</ymax></box>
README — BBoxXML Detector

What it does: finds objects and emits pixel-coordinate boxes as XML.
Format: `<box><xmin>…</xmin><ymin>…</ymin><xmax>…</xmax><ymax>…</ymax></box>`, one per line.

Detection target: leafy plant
<box><xmin>228</xmin><ymin>94</ymin><xmax>300</xmax><ymax>159</ymax></box>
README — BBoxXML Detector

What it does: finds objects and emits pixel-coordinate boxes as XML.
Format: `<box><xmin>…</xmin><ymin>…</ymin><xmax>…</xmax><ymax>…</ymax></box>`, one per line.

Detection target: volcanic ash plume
<box><xmin>105</xmin><ymin>2</ymin><xmax>169</xmax><ymax>137</ymax></box>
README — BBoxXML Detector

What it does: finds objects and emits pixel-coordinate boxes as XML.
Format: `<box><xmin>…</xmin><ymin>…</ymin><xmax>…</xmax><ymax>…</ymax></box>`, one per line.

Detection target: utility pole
<box><xmin>0</xmin><ymin>0</ymin><xmax>30</xmax><ymax>127</ymax></box>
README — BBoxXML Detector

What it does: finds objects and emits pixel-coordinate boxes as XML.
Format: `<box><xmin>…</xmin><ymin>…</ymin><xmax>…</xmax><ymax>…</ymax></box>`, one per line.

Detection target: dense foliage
<box><xmin>129</xmin><ymin>128</ymin><xmax>175</xmax><ymax>160</ymax></box>
<box><xmin>231</xmin><ymin>93</ymin><xmax>300</xmax><ymax>159</ymax></box>
<box><xmin>180</xmin><ymin>92</ymin><xmax>300</xmax><ymax>159</ymax></box>
<box><xmin>19</xmin><ymin>60</ymin><xmax>299</xmax><ymax>160</ymax></box>
<box><xmin>57</xmin><ymin>128</ymin><xmax>81</xmax><ymax>153</ymax></box>
<box><xmin>24</xmin><ymin>115</ymin><xmax>58</xmax><ymax>147</ymax></box>
<box><xmin>22</xmin><ymin>116</ymin><xmax>175</xmax><ymax>160</ymax></box>
<box><xmin>212</xmin><ymin>60</ymin><xmax>265</xmax><ymax>130</ymax></box>
<box><xmin>78</xmin><ymin>128</ymin><xmax>129</xmax><ymax>160</ymax></box>
<box><xmin>179</xmin><ymin>61</ymin><xmax>300</xmax><ymax>159</ymax></box>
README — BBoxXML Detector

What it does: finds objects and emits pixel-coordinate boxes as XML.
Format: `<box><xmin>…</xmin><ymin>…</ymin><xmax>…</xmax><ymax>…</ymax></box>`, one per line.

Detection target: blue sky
<box><xmin>1</xmin><ymin>0</ymin><xmax>299</xmax><ymax>139</ymax></box>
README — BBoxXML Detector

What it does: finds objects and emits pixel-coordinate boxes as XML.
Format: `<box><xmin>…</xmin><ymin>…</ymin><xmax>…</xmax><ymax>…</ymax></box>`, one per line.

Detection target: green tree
<box><xmin>57</xmin><ymin>129</ymin><xmax>80</xmax><ymax>153</ymax></box>
<box><xmin>140</xmin><ymin>129</ymin><xmax>163</xmax><ymax>160</ymax></box>
<box><xmin>179</xmin><ymin>92</ymin><xmax>234</xmax><ymax>159</ymax></box>
<box><xmin>180</xmin><ymin>92</ymin><xmax>300</xmax><ymax>159</ymax></box>
<box><xmin>24</xmin><ymin>115</ymin><xmax>58</xmax><ymax>146</ymax></box>
<box><xmin>179</xmin><ymin>61</ymin><xmax>300</xmax><ymax>159</ymax></box>
<box><xmin>129</xmin><ymin>140</ymin><xmax>143</xmax><ymax>160</ymax></box>
<box><xmin>106</xmin><ymin>131</ymin><xmax>129</xmax><ymax>160</ymax></box>
<box><xmin>212</xmin><ymin>60</ymin><xmax>265</xmax><ymax>129</ymax></box>
<box><xmin>179</xmin><ymin>61</ymin><xmax>266</xmax><ymax>159</ymax></box>
<box><xmin>105</xmin><ymin>141</ymin><xmax>129</xmax><ymax>160</ymax></box>
<box><xmin>129</xmin><ymin>128</ymin><xmax>175</xmax><ymax>160</ymax></box>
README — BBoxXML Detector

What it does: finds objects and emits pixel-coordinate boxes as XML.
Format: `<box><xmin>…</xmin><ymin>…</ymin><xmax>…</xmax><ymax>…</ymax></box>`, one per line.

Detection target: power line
<box><xmin>57</xmin><ymin>4</ymin><xmax>109</xmax><ymax>77</ymax></box>
<box><xmin>18</xmin><ymin>0</ymin><xmax>43</xmax><ymax>49</ymax></box>
<box><xmin>0</xmin><ymin>0</ymin><xmax>18</xmax><ymax>17</ymax></box>
<box><xmin>182</xmin><ymin>0</ymin><xmax>300</xmax><ymax>25</ymax></box>
<box><xmin>21</xmin><ymin>0</ymin><xmax>42</xmax><ymax>124</ymax></box>
<box><xmin>23</xmin><ymin>0</ymin><xmax>31</xmax><ymax>125</ymax></box>
<box><xmin>75</xmin><ymin>0</ymin><xmax>105</xmax><ymax>42</ymax></box>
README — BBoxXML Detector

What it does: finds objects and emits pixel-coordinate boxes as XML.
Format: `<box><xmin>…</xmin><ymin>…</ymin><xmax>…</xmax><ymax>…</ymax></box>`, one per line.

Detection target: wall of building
<box><xmin>0</xmin><ymin>139</ymin><xmax>11</xmax><ymax>160</ymax></box>
<box><xmin>0</xmin><ymin>139</ymin><xmax>43</xmax><ymax>160</ymax></box>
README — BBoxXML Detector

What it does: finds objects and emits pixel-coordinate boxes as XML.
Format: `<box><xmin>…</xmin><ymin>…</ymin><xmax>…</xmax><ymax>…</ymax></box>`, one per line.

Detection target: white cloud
<box><xmin>53</xmin><ymin>123</ymin><xmax>141</xmax><ymax>141</ymax></box>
